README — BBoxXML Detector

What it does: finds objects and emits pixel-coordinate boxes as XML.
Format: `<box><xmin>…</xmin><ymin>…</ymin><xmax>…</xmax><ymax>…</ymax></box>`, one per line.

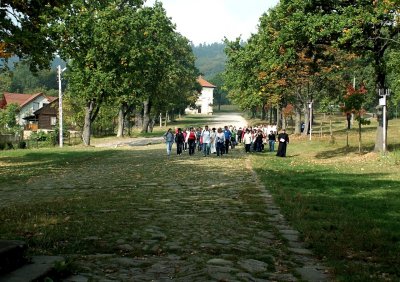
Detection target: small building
<box><xmin>0</xmin><ymin>92</ymin><xmax>58</xmax><ymax>129</ymax></box>
<box><xmin>23</xmin><ymin>98</ymin><xmax>59</xmax><ymax>131</ymax></box>
<box><xmin>185</xmin><ymin>76</ymin><xmax>216</xmax><ymax>115</ymax></box>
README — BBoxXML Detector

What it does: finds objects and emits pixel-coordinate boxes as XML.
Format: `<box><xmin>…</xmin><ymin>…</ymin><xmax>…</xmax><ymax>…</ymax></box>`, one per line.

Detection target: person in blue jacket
<box><xmin>223</xmin><ymin>126</ymin><xmax>232</xmax><ymax>154</ymax></box>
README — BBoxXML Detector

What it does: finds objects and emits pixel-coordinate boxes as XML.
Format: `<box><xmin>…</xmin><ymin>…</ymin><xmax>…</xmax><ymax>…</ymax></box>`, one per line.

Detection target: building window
<box><xmin>33</xmin><ymin>102</ymin><xmax>39</xmax><ymax>110</ymax></box>
<box><xmin>51</xmin><ymin>117</ymin><xmax>57</xmax><ymax>126</ymax></box>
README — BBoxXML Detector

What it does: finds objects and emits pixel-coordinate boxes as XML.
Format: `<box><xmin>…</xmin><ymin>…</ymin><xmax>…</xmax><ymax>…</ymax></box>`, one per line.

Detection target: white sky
<box><xmin>144</xmin><ymin>0</ymin><xmax>279</xmax><ymax>45</ymax></box>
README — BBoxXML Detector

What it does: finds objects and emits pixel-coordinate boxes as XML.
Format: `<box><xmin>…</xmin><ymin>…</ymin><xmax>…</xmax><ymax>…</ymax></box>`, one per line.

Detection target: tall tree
<box><xmin>55</xmin><ymin>0</ymin><xmax>143</xmax><ymax>145</ymax></box>
<box><xmin>299</xmin><ymin>0</ymin><xmax>400</xmax><ymax>151</ymax></box>
<box><xmin>0</xmin><ymin>0</ymin><xmax>71</xmax><ymax>70</ymax></box>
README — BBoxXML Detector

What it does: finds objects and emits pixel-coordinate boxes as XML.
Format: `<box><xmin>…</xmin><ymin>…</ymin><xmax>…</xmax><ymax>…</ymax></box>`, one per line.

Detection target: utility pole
<box><xmin>58</xmin><ymin>65</ymin><xmax>67</xmax><ymax>148</ymax></box>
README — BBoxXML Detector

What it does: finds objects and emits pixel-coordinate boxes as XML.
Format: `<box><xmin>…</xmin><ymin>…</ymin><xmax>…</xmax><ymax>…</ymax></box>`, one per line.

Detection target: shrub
<box><xmin>5</xmin><ymin>142</ymin><xmax>14</xmax><ymax>150</ymax></box>
<box><xmin>18</xmin><ymin>141</ymin><xmax>27</xmax><ymax>149</ymax></box>
<box><xmin>29</xmin><ymin>131</ymin><xmax>58</xmax><ymax>147</ymax></box>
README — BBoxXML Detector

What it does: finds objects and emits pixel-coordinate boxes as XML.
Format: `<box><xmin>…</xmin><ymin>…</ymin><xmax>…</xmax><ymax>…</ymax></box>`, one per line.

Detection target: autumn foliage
<box><xmin>341</xmin><ymin>84</ymin><xmax>368</xmax><ymax>116</ymax></box>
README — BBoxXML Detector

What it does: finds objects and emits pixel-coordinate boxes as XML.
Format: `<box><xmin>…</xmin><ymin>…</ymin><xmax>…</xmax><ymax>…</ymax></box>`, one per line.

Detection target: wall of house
<box><xmin>18</xmin><ymin>96</ymin><xmax>50</xmax><ymax>125</ymax></box>
<box><xmin>185</xmin><ymin>86</ymin><xmax>214</xmax><ymax>115</ymax></box>
<box><xmin>38</xmin><ymin>114</ymin><xmax>56</xmax><ymax>130</ymax></box>
<box><xmin>197</xmin><ymin>87</ymin><xmax>214</xmax><ymax>115</ymax></box>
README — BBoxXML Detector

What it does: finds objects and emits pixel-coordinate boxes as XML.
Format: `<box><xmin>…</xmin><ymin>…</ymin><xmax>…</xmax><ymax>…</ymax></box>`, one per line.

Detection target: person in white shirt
<box><xmin>215</xmin><ymin>128</ymin><xmax>226</xmax><ymax>157</ymax></box>
<box><xmin>243</xmin><ymin>129</ymin><xmax>252</xmax><ymax>153</ymax></box>
<box><xmin>210</xmin><ymin>128</ymin><xmax>217</xmax><ymax>154</ymax></box>
<box><xmin>201</xmin><ymin>125</ymin><xmax>211</xmax><ymax>157</ymax></box>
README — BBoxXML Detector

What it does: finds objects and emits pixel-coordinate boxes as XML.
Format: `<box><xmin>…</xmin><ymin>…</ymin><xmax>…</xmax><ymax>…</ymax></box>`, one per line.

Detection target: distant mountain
<box><xmin>192</xmin><ymin>43</ymin><xmax>226</xmax><ymax>79</ymax></box>
<box><xmin>0</xmin><ymin>56</ymin><xmax>66</xmax><ymax>70</ymax></box>
<box><xmin>0</xmin><ymin>56</ymin><xmax>19</xmax><ymax>69</ymax></box>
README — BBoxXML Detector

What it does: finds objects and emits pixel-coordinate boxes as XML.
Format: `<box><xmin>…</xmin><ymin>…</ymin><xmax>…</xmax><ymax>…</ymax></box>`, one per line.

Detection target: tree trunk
<box><xmin>294</xmin><ymin>106</ymin><xmax>301</xmax><ymax>134</ymax></box>
<box><xmin>117</xmin><ymin>103</ymin><xmax>126</xmax><ymax>138</ymax></box>
<box><xmin>277</xmin><ymin>107</ymin><xmax>282</xmax><ymax>129</ymax></box>
<box><xmin>261</xmin><ymin>102</ymin><xmax>266</xmax><ymax>120</ymax></box>
<box><xmin>135</xmin><ymin>110</ymin><xmax>143</xmax><ymax>128</ymax></box>
<box><xmin>148</xmin><ymin>116</ymin><xmax>156</xmax><ymax>132</ymax></box>
<box><xmin>303</xmin><ymin>104</ymin><xmax>309</xmax><ymax>136</ymax></box>
<box><xmin>141</xmin><ymin>97</ymin><xmax>151</xmax><ymax>133</ymax></box>
<box><xmin>82</xmin><ymin>100</ymin><xmax>95</xmax><ymax>146</ymax></box>
<box><xmin>269</xmin><ymin>107</ymin><xmax>273</xmax><ymax>124</ymax></box>
<box><xmin>251</xmin><ymin>107</ymin><xmax>256</xmax><ymax>118</ymax></box>
<box><xmin>374</xmin><ymin>106</ymin><xmax>388</xmax><ymax>152</ymax></box>
<box><xmin>358</xmin><ymin>118</ymin><xmax>362</xmax><ymax>153</ymax></box>
<box><xmin>281</xmin><ymin>109</ymin><xmax>287</xmax><ymax>129</ymax></box>
<box><xmin>373</xmin><ymin>37</ymin><xmax>388</xmax><ymax>152</ymax></box>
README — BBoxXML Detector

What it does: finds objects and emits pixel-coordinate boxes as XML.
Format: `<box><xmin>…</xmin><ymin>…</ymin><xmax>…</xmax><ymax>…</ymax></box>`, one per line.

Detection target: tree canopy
<box><xmin>224</xmin><ymin>0</ymin><xmax>400</xmax><ymax>150</ymax></box>
<box><xmin>0</xmin><ymin>0</ymin><xmax>72</xmax><ymax>70</ymax></box>
<box><xmin>53</xmin><ymin>0</ymin><xmax>198</xmax><ymax>144</ymax></box>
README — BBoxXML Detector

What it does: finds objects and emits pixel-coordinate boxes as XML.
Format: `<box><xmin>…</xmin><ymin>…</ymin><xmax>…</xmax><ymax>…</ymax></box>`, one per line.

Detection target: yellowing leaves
<box><xmin>0</xmin><ymin>42</ymin><xmax>12</xmax><ymax>58</ymax></box>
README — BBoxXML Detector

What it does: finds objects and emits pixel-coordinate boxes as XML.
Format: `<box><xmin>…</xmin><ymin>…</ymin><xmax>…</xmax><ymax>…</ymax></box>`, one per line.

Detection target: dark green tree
<box><xmin>0</xmin><ymin>0</ymin><xmax>72</xmax><ymax>70</ymax></box>
<box><xmin>54</xmin><ymin>0</ymin><xmax>143</xmax><ymax>145</ymax></box>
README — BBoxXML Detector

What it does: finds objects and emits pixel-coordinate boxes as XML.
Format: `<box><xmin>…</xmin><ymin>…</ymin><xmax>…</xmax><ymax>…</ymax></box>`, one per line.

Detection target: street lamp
<box><xmin>58</xmin><ymin>65</ymin><xmax>67</xmax><ymax>148</ymax></box>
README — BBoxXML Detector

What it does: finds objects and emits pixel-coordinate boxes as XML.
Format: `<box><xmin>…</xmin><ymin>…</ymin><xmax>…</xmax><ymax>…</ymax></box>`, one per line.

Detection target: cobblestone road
<box><xmin>58</xmin><ymin>146</ymin><xmax>330</xmax><ymax>281</ymax></box>
<box><xmin>1</xmin><ymin>113</ymin><xmax>331</xmax><ymax>281</ymax></box>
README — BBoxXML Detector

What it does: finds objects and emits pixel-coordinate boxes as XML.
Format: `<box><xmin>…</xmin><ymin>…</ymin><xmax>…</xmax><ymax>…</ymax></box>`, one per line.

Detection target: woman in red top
<box><xmin>187</xmin><ymin>127</ymin><xmax>197</xmax><ymax>155</ymax></box>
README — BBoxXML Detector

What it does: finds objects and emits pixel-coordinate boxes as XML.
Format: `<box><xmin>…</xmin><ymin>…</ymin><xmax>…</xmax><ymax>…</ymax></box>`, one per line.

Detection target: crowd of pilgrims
<box><xmin>163</xmin><ymin>124</ymin><xmax>289</xmax><ymax>157</ymax></box>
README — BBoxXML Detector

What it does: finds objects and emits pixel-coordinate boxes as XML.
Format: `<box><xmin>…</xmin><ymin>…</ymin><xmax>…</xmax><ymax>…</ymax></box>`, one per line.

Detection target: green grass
<box><xmin>251</xmin><ymin>118</ymin><xmax>400</xmax><ymax>281</ymax></box>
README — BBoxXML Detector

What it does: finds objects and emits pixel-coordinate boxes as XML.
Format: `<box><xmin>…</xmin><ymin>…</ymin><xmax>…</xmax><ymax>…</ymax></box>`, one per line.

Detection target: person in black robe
<box><xmin>276</xmin><ymin>129</ymin><xmax>289</xmax><ymax>157</ymax></box>
<box><xmin>175</xmin><ymin>128</ymin><xmax>185</xmax><ymax>155</ymax></box>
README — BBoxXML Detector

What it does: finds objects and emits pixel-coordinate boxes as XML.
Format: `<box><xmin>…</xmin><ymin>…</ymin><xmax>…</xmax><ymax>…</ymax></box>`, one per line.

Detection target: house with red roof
<box><xmin>186</xmin><ymin>76</ymin><xmax>216</xmax><ymax>115</ymax></box>
<box><xmin>0</xmin><ymin>92</ymin><xmax>58</xmax><ymax>129</ymax></box>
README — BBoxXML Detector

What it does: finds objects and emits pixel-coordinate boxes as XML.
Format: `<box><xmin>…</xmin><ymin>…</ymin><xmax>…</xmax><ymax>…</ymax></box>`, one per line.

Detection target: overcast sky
<box><xmin>144</xmin><ymin>0</ymin><xmax>279</xmax><ymax>45</ymax></box>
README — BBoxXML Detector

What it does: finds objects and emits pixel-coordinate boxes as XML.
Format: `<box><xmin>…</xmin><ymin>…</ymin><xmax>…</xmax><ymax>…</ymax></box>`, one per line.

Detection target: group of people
<box><xmin>238</xmin><ymin>126</ymin><xmax>289</xmax><ymax>157</ymax></box>
<box><xmin>163</xmin><ymin>124</ymin><xmax>289</xmax><ymax>158</ymax></box>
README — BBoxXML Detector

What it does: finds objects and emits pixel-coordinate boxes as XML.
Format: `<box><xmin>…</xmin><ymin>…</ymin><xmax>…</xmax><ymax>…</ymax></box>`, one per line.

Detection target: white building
<box><xmin>186</xmin><ymin>76</ymin><xmax>216</xmax><ymax>115</ymax></box>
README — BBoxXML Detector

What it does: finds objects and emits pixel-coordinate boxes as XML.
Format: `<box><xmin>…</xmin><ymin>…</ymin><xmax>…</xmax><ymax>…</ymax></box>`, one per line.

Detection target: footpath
<box><xmin>0</xmin><ymin>112</ymin><xmax>332</xmax><ymax>281</ymax></box>
<box><xmin>63</xmin><ymin>144</ymin><xmax>331</xmax><ymax>281</ymax></box>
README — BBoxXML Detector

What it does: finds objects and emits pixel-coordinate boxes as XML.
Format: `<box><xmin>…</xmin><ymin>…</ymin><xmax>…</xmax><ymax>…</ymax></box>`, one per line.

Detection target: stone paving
<box><xmin>0</xmin><ymin>119</ymin><xmax>332</xmax><ymax>281</ymax></box>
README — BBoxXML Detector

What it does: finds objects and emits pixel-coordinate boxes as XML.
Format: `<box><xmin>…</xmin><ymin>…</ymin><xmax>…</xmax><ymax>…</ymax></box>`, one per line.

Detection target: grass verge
<box><xmin>251</xmin><ymin>119</ymin><xmax>400</xmax><ymax>281</ymax></box>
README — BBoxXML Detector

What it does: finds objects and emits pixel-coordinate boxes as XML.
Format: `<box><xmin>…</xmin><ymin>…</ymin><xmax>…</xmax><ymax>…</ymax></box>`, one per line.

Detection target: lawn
<box><xmin>251</xmin><ymin>117</ymin><xmax>400</xmax><ymax>281</ymax></box>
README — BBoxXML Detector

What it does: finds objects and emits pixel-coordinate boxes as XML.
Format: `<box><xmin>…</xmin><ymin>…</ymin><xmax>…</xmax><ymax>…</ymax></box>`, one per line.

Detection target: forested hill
<box><xmin>192</xmin><ymin>42</ymin><xmax>226</xmax><ymax>79</ymax></box>
<box><xmin>3</xmin><ymin>44</ymin><xmax>226</xmax><ymax>79</ymax></box>
<box><xmin>1</xmin><ymin>56</ymin><xmax>66</xmax><ymax>70</ymax></box>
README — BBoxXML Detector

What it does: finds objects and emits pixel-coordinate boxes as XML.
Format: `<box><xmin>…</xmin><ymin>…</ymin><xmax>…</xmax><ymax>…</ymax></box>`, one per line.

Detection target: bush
<box><xmin>5</xmin><ymin>142</ymin><xmax>14</xmax><ymax>150</ymax></box>
<box><xmin>29</xmin><ymin>131</ymin><xmax>58</xmax><ymax>146</ymax></box>
<box><xmin>0</xmin><ymin>143</ymin><xmax>4</xmax><ymax>150</ymax></box>
<box><xmin>18</xmin><ymin>141</ymin><xmax>27</xmax><ymax>149</ymax></box>
<box><xmin>30</xmin><ymin>131</ymin><xmax>48</xmax><ymax>141</ymax></box>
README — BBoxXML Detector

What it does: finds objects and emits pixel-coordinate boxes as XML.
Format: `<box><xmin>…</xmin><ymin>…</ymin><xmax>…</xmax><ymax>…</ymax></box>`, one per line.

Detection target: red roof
<box><xmin>197</xmin><ymin>76</ymin><xmax>216</xmax><ymax>88</ymax></box>
<box><xmin>47</xmin><ymin>96</ymin><xmax>58</xmax><ymax>103</ymax></box>
<box><xmin>0</xmin><ymin>92</ymin><xmax>49</xmax><ymax>109</ymax></box>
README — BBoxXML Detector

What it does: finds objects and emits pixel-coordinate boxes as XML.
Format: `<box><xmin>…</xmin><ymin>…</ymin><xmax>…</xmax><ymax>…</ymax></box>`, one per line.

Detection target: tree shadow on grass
<box><xmin>0</xmin><ymin>149</ymin><xmax>115</xmax><ymax>166</ymax></box>
<box><xmin>252</xmin><ymin>160</ymin><xmax>400</xmax><ymax>278</ymax></box>
<box><xmin>315</xmin><ymin>145</ymin><xmax>375</xmax><ymax>159</ymax></box>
